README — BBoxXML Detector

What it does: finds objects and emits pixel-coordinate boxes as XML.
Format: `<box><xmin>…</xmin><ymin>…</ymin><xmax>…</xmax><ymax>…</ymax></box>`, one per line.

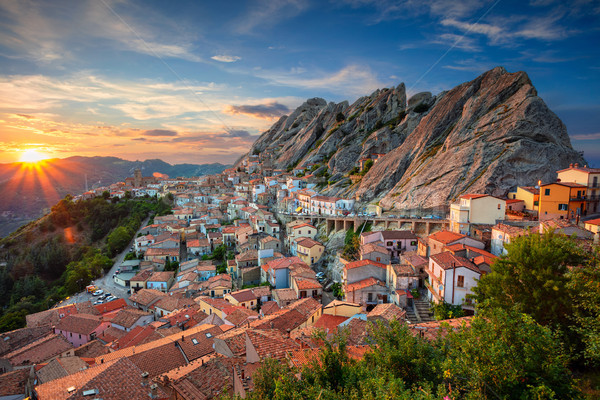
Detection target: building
<box><xmin>556</xmin><ymin>163</ymin><xmax>600</xmax><ymax>214</ymax></box>
<box><xmin>538</xmin><ymin>181</ymin><xmax>588</xmax><ymax>221</ymax></box>
<box><xmin>54</xmin><ymin>315</ymin><xmax>109</xmax><ymax>347</ymax></box>
<box><xmin>426</xmin><ymin>252</ymin><xmax>481</xmax><ymax>310</ymax></box>
<box><xmin>294</xmin><ymin>238</ymin><xmax>325</xmax><ymax>265</ymax></box>
<box><xmin>508</xmin><ymin>186</ymin><xmax>540</xmax><ymax>213</ymax></box>
<box><xmin>450</xmin><ymin>194</ymin><xmax>506</xmax><ymax>234</ymax></box>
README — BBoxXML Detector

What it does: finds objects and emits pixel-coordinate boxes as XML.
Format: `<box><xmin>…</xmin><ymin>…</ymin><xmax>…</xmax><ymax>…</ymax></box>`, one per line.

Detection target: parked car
<box><xmin>93</xmin><ymin>290</ymin><xmax>104</xmax><ymax>296</ymax></box>
<box><xmin>93</xmin><ymin>300</ymin><xmax>104</xmax><ymax>305</ymax></box>
<box><xmin>105</xmin><ymin>296</ymin><xmax>117</xmax><ymax>302</ymax></box>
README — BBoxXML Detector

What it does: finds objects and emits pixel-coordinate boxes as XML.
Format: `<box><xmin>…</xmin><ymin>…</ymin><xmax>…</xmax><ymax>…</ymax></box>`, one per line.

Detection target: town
<box><xmin>0</xmin><ymin>156</ymin><xmax>598</xmax><ymax>400</ymax></box>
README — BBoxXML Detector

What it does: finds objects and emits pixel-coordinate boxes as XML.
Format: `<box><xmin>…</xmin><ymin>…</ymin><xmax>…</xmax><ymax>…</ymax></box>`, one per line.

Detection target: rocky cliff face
<box><xmin>242</xmin><ymin>67</ymin><xmax>585</xmax><ymax>212</ymax></box>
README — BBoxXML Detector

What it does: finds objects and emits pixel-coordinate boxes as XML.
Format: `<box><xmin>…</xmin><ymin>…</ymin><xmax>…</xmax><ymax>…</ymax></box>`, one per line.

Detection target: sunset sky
<box><xmin>0</xmin><ymin>0</ymin><xmax>599</xmax><ymax>165</ymax></box>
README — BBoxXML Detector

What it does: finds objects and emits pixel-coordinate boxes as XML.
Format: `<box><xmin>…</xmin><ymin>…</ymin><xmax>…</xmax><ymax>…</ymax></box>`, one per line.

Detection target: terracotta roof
<box><xmin>367</xmin><ymin>303</ymin><xmax>407</xmax><ymax>323</ymax></box>
<box><xmin>246</xmin><ymin>329</ymin><xmax>300</xmax><ymax>360</ymax></box>
<box><xmin>519</xmin><ymin>186</ymin><xmax>540</xmax><ymax>195</ymax></box>
<box><xmin>235</xmin><ymin>249</ymin><xmax>259</xmax><ymax>262</ymax></box>
<box><xmin>409</xmin><ymin>316</ymin><xmax>473</xmax><ymax>341</ymax></box>
<box><xmin>129</xmin><ymin>288</ymin><xmax>167</xmax><ymax>307</ymax></box>
<box><xmin>73</xmin><ymin>340</ymin><xmax>110</xmax><ymax>359</ymax></box>
<box><xmin>213</xmin><ymin>327</ymin><xmax>247</xmax><ymax>357</ymax></box>
<box><xmin>26</xmin><ymin>304</ymin><xmax>78</xmax><ymax>328</ymax></box>
<box><xmin>225</xmin><ymin>307</ymin><xmax>259</xmax><ymax>327</ymax></box>
<box><xmin>291</xmin><ymin>223</ymin><xmax>316</xmax><ymax>230</ymax></box>
<box><xmin>380</xmin><ymin>230</ymin><xmax>418</xmax><ymax>240</ymax></box>
<box><xmin>34</xmin><ymin>357</ymin><xmax>168</xmax><ymax>400</ymax></box>
<box><xmin>94</xmin><ymin>298</ymin><xmax>127</xmax><ymax>314</ymax></box>
<box><xmin>112</xmin><ymin>326</ymin><xmax>157</xmax><ymax>350</ymax></box>
<box><xmin>360</xmin><ymin>242</ymin><xmax>389</xmax><ymax>255</ymax></box>
<box><xmin>250</xmin><ymin>308</ymin><xmax>307</xmax><ymax>334</ymax></box>
<box><xmin>313</xmin><ymin>314</ymin><xmax>348</xmax><ymax>333</ymax></box>
<box><xmin>345</xmin><ymin>277</ymin><xmax>386</xmax><ymax>292</ymax></box>
<box><xmin>460</xmin><ymin>193</ymin><xmax>489</xmax><ymax>199</ymax></box>
<box><xmin>492</xmin><ymin>223</ymin><xmax>528</xmax><ymax>237</ymax></box>
<box><xmin>556</xmin><ymin>165</ymin><xmax>600</xmax><ymax>174</ymax></box>
<box><xmin>390</xmin><ymin>264</ymin><xmax>418</xmax><ymax>276</ymax></box>
<box><xmin>37</xmin><ymin>356</ymin><xmax>89</xmax><ymax>384</ymax></box>
<box><xmin>273</xmin><ymin>288</ymin><xmax>298</xmax><ymax>302</ymax></box>
<box><xmin>175</xmin><ymin>325</ymin><xmax>223</xmax><ymax>362</ymax></box>
<box><xmin>430</xmin><ymin>251</ymin><xmax>481</xmax><ymax>274</ymax></box>
<box><xmin>0</xmin><ymin>325</ymin><xmax>52</xmax><ymax>357</ymax></box>
<box><xmin>153</xmin><ymin>296</ymin><xmax>196</xmax><ymax>313</ymax></box>
<box><xmin>131</xmin><ymin>269</ymin><xmax>154</xmax><ymax>282</ymax></box>
<box><xmin>584</xmin><ymin>217</ymin><xmax>600</xmax><ymax>226</ymax></box>
<box><xmin>250</xmin><ymin>286</ymin><xmax>271</xmax><ymax>298</ymax></box>
<box><xmin>293</xmin><ymin>276</ymin><xmax>323</xmax><ymax>290</ymax></box>
<box><xmin>110</xmin><ymin>309</ymin><xmax>152</xmax><ymax>329</ymax></box>
<box><xmin>98</xmin><ymin>326</ymin><xmax>127</xmax><ymax>343</ymax></box>
<box><xmin>5</xmin><ymin>333</ymin><xmax>73</xmax><ymax>366</ymax></box>
<box><xmin>542</xmin><ymin>181</ymin><xmax>587</xmax><ymax>188</ymax></box>
<box><xmin>428</xmin><ymin>230</ymin><xmax>466</xmax><ymax>244</ymax></box>
<box><xmin>149</xmin><ymin>271</ymin><xmax>175</xmax><ymax>282</ymax></box>
<box><xmin>55</xmin><ymin>314</ymin><xmax>102</xmax><ymax>335</ymax></box>
<box><xmin>227</xmin><ymin>289</ymin><xmax>256</xmax><ymax>303</ymax></box>
<box><xmin>0</xmin><ymin>368</ymin><xmax>28</xmax><ymax>396</ymax></box>
<box><xmin>340</xmin><ymin>318</ymin><xmax>370</xmax><ymax>346</ymax></box>
<box><xmin>285</xmin><ymin>297</ymin><xmax>321</xmax><ymax>317</ymax></box>
<box><xmin>260</xmin><ymin>301</ymin><xmax>280</xmax><ymax>315</ymax></box>
<box><xmin>344</xmin><ymin>259</ymin><xmax>387</xmax><ymax>270</ymax></box>
<box><xmin>295</xmin><ymin>237</ymin><xmax>323</xmax><ymax>248</ymax></box>
<box><xmin>145</xmin><ymin>247</ymin><xmax>180</xmax><ymax>257</ymax></box>
<box><xmin>265</xmin><ymin>256</ymin><xmax>307</xmax><ymax>271</ymax></box>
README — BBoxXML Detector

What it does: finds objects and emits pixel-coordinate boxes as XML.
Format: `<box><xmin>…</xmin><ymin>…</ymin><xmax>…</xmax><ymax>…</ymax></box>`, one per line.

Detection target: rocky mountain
<box><xmin>0</xmin><ymin>156</ymin><xmax>228</xmax><ymax>236</ymax></box>
<box><xmin>241</xmin><ymin>67</ymin><xmax>585</xmax><ymax>212</ymax></box>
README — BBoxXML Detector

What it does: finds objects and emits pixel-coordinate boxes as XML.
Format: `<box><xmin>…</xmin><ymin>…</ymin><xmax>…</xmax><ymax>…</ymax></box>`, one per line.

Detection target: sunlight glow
<box><xmin>19</xmin><ymin>149</ymin><xmax>48</xmax><ymax>163</ymax></box>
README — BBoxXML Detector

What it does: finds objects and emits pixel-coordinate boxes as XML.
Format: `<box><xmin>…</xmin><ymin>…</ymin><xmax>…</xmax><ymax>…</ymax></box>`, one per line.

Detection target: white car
<box><xmin>93</xmin><ymin>289</ymin><xmax>104</xmax><ymax>296</ymax></box>
<box><xmin>93</xmin><ymin>300</ymin><xmax>104</xmax><ymax>305</ymax></box>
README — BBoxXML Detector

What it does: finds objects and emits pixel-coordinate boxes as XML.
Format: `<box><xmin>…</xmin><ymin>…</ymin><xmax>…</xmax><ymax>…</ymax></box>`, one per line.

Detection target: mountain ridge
<box><xmin>240</xmin><ymin>66</ymin><xmax>585</xmax><ymax>212</ymax></box>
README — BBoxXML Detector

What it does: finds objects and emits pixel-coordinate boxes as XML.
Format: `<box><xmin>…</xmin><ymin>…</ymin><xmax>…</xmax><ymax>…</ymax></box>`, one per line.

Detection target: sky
<box><xmin>0</xmin><ymin>0</ymin><xmax>599</xmax><ymax>166</ymax></box>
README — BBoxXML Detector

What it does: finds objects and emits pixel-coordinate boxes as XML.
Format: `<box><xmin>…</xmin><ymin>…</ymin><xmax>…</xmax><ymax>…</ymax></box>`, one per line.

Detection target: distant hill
<box><xmin>0</xmin><ymin>156</ymin><xmax>228</xmax><ymax>236</ymax></box>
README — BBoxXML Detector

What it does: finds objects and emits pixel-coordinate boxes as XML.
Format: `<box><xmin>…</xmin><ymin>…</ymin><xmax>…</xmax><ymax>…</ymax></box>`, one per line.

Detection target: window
<box><xmin>376</xmin><ymin>257</ymin><xmax>381</xmax><ymax>262</ymax></box>
<box><xmin>457</xmin><ymin>275</ymin><xmax>465</xmax><ymax>287</ymax></box>
<box><xmin>410</xmin><ymin>240</ymin><xmax>417</xmax><ymax>246</ymax></box>
<box><xmin>386</xmin><ymin>241</ymin><xmax>393</xmax><ymax>246</ymax></box>
<box><xmin>558</xmin><ymin>204</ymin><xmax>568</xmax><ymax>211</ymax></box>
<box><xmin>497</xmin><ymin>204</ymin><xmax>501</xmax><ymax>209</ymax></box>
<box><xmin>544</xmin><ymin>188</ymin><xmax>550</xmax><ymax>196</ymax></box>
<box><xmin>79</xmin><ymin>334</ymin><xmax>81</xmax><ymax>339</ymax></box>
<box><xmin>368</xmin><ymin>293</ymin><xmax>373</xmax><ymax>301</ymax></box>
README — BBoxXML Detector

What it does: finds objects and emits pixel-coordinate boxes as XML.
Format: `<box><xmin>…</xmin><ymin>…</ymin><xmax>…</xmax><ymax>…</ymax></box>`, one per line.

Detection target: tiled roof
<box><xmin>37</xmin><ymin>356</ymin><xmax>88</xmax><ymax>384</ymax></box>
<box><xmin>460</xmin><ymin>193</ymin><xmax>488</xmax><ymax>199</ymax></box>
<box><xmin>430</xmin><ymin>252</ymin><xmax>481</xmax><ymax>274</ymax></box>
<box><xmin>55</xmin><ymin>314</ymin><xmax>102</xmax><ymax>335</ymax></box>
<box><xmin>250</xmin><ymin>309</ymin><xmax>307</xmax><ymax>334</ymax></box>
<box><xmin>390</xmin><ymin>264</ymin><xmax>418</xmax><ymax>277</ymax></box>
<box><xmin>409</xmin><ymin>316</ymin><xmax>473</xmax><ymax>341</ymax></box>
<box><xmin>492</xmin><ymin>223</ymin><xmax>527</xmax><ymax>237</ymax></box>
<box><xmin>313</xmin><ymin>314</ymin><xmax>348</xmax><ymax>333</ymax></box>
<box><xmin>34</xmin><ymin>357</ymin><xmax>168</xmax><ymax>400</ymax></box>
<box><xmin>246</xmin><ymin>329</ymin><xmax>300</xmax><ymax>360</ymax></box>
<box><xmin>227</xmin><ymin>289</ymin><xmax>256</xmax><ymax>303</ymax></box>
<box><xmin>225</xmin><ymin>307</ymin><xmax>259</xmax><ymax>327</ymax></box>
<box><xmin>112</xmin><ymin>326</ymin><xmax>157</xmax><ymax>350</ymax></box>
<box><xmin>402</xmin><ymin>254</ymin><xmax>428</xmax><ymax>268</ymax></box>
<box><xmin>520</xmin><ymin>186</ymin><xmax>540</xmax><ymax>195</ymax></box>
<box><xmin>340</xmin><ymin>318</ymin><xmax>370</xmax><ymax>346</ymax></box>
<box><xmin>585</xmin><ymin>217</ymin><xmax>600</xmax><ymax>226</ymax></box>
<box><xmin>273</xmin><ymin>288</ymin><xmax>298</xmax><ymax>302</ymax></box>
<box><xmin>149</xmin><ymin>271</ymin><xmax>175</xmax><ymax>283</ymax></box>
<box><xmin>0</xmin><ymin>368</ymin><xmax>28</xmax><ymax>396</ymax></box>
<box><xmin>235</xmin><ymin>249</ymin><xmax>259</xmax><ymax>262</ymax></box>
<box><xmin>295</xmin><ymin>237</ymin><xmax>322</xmax><ymax>248</ymax></box>
<box><xmin>26</xmin><ymin>304</ymin><xmax>78</xmax><ymax>328</ymax></box>
<box><xmin>367</xmin><ymin>303</ymin><xmax>407</xmax><ymax>323</ymax></box>
<box><xmin>360</xmin><ymin>242</ymin><xmax>389</xmax><ymax>255</ymax></box>
<box><xmin>293</xmin><ymin>276</ymin><xmax>322</xmax><ymax>290</ymax></box>
<box><xmin>5</xmin><ymin>333</ymin><xmax>73</xmax><ymax>366</ymax></box>
<box><xmin>428</xmin><ymin>230</ymin><xmax>466</xmax><ymax>244</ymax></box>
<box><xmin>129</xmin><ymin>288</ymin><xmax>167</xmax><ymax>307</ymax></box>
<box><xmin>110</xmin><ymin>308</ymin><xmax>152</xmax><ymax>329</ymax></box>
<box><xmin>285</xmin><ymin>297</ymin><xmax>321</xmax><ymax>318</ymax></box>
<box><xmin>260</xmin><ymin>301</ymin><xmax>280</xmax><ymax>315</ymax></box>
<box><xmin>213</xmin><ymin>327</ymin><xmax>247</xmax><ymax>357</ymax></box>
<box><xmin>98</xmin><ymin>326</ymin><xmax>127</xmax><ymax>343</ymax></box>
<box><xmin>94</xmin><ymin>298</ymin><xmax>127</xmax><ymax>314</ymax></box>
<box><xmin>145</xmin><ymin>247</ymin><xmax>180</xmax><ymax>257</ymax></box>
<box><xmin>345</xmin><ymin>277</ymin><xmax>386</xmax><ymax>292</ymax></box>
<box><xmin>131</xmin><ymin>269</ymin><xmax>154</xmax><ymax>282</ymax></box>
<box><xmin>380</xmin><ymin>230</ymin><xmax>418</xmax><ymax>240</ymax></box>
<box><xmin>250</xmin><ymin>286</ymin><xmax>271</xmax><ymax>298</ymax></box>
<box><xmin>153</xmin><ymin>296</ymin><xmax>196</xmax><ymax>313</ymax></box>
<box><xmin>175</xmin><ymin>325</ymin><xmax>223</xmax><ymax>362</ymax></box>
<box><xmin>292</xmin><ymin>223</ymin><xmax>316</xmax><ymax>230</ymax></box>
<box><xmin>344</xmin><ymin>259</ymin><xmax>387</xmax><ymax>270</ymax></box>
<box><xmin>0</xmin><ymin>325</ymin><xmax>52</xmax><ymax>357</ymax></box>
<box><xmin>73</xmin><ymin>339</ymin><xmax>111</xmax><ymax>359</ymax></box>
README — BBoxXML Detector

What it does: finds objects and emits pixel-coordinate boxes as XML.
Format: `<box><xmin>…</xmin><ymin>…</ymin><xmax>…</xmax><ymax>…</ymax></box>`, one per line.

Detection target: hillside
<box><xmin>0</xmin><ymin>156</ymin><xmax>228</xmax><ymax>237</ymax></box>
<box><xmin>240</xmin><ymin>67</ymin><xmax>585</xmax><ymax>213</ymax></box>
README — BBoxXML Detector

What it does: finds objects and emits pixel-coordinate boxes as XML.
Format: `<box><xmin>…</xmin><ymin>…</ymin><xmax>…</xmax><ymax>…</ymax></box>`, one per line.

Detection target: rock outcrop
<box><xmin>240</xmin><ymin>67</ymin><xmax>585</xmax><ymax>212</ymax></box>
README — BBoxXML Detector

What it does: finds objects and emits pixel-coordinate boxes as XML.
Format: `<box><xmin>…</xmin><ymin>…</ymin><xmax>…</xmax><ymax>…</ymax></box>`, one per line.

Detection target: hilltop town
<box><xmin>0</xmin><ymin>150</ymin><xmax>597</xmax><ymax>399</ymax></box>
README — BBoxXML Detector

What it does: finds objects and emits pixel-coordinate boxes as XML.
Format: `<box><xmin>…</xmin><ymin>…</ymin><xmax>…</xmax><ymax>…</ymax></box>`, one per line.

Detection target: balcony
<box><xmin>570</xmin><ymin>196</ymin><xmax>586</xmax><ymax>201</ymax></box>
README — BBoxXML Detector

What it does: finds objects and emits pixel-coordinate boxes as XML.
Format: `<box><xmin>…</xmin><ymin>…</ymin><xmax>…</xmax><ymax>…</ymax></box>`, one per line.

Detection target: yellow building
<box><xmin>295</xmin><ymin>237</ymin><xmax>324</xmax><ymax>265</ymax></box>
<box><xmin>539</xmin><ymin>182</ymin><xmax>587</xmax><ymax>221</ymax></box>
<box><xmin>322</xmin><ymin>300</ymin><xmax>362</xmax><ymax>317</ymax></box>
<box><xmin>557</xmin><ymin>164</ymin><xmax>600</xmax><ymax>214</ymax></box>
<box><xmin>508</xmin><ymin>186</ymin><xmax>540</xmax><ymax>212</ymax></box>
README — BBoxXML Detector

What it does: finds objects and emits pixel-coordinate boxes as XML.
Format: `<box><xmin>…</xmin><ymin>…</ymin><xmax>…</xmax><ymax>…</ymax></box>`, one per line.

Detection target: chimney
<box><xmin>182</xmin><ymin>335</ymin><xmax>184</xmax><ymax>342</ymax></box>
<box><xmin>570</xmin><ymin>163</ymin><xmax>573</xmax><ymax>168</ymax></box>
<box><xmin>286</xmin><ymin>328</ymin><xmax>291</xmax><ymax>338</ymax></box>
<box><xmin>575</xmin><ymin>163</ymin><xmax>579</xmax><ymax>168</ymax></box>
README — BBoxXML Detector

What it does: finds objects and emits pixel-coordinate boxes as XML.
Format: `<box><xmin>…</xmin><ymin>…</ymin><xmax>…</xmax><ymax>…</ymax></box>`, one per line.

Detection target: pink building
<box><xmin>54</xmin><ymin>314</ymin><xmax>110</xmax><ymax>347</ymax></box>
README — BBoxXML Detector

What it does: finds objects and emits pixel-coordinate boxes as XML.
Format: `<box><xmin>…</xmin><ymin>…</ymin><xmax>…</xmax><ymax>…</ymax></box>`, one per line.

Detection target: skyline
<box><xmin>0</xmin><ymin>0</ymin><xmax>599</xmax><ymax>166</ymax></box>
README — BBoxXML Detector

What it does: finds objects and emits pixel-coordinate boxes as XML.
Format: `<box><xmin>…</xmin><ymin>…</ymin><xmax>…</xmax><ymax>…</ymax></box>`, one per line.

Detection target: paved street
<box><xmin>59</xmin><ymin>216</ymin><xmax>150</xmax><ymax>308</ymax></box>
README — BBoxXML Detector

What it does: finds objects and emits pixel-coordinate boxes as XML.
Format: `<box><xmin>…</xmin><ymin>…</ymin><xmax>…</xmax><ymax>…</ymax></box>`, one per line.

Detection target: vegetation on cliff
<box><xmin>0</xmin><ymin>195</ymin><xmax>172</xmax><ymax>331</ymax></box>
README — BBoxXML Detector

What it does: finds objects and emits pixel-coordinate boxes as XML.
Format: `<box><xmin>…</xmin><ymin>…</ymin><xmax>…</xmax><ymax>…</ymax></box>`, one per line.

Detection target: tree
<box><xmin>102</xmin><ymin>190</ymin><xmax>110</xmax><ymax>200</ymax></box>
<box><xmin>106</xmin><ymin>226</ymin><xmax>133</xmax><ymax>257</ymax></box>
<box><xmin>473</xmin><ymin>230</ymin><xmax>586</xmax><ymax>326</ymax></box>
<box><xmin>443</xmin><ymin>307</ymin><xmax>578</xmax><ymax>399</ymax></box>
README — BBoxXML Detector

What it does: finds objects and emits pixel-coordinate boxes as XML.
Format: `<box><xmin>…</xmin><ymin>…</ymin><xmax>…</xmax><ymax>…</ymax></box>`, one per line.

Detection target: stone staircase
<box><xmin>405</xmin><ymin>296</ymin><xmax>435</xmax><ymax>324</ymax></box>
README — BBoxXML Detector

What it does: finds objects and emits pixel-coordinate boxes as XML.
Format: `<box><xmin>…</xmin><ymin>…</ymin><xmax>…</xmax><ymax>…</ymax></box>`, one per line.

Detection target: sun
<box><xmin>20</xmin><ymin>149</ymin><xmax>48</xmax><ymax>163</ymax></box>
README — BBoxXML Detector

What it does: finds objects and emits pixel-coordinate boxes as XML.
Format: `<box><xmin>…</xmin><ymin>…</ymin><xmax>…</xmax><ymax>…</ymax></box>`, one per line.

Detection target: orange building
<box><xmin>538</xmin><ymin>181</ymin><xmax>587</xmax><ymax>221</ymax></box>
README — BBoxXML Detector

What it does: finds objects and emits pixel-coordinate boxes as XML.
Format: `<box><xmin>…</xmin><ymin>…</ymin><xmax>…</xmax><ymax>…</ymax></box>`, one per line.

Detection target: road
<box><xmin>59</xmin><ymin>216</ymin><xmax>150</xmax><ymax>307</ymax></box>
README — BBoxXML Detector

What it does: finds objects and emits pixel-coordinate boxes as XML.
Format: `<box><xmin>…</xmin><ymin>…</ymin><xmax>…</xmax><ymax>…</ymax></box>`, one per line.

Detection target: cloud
<box><xmin>571</xmin><ymin>132</ymin><xmax>600</xmax><ymax>140</ymax></box>
<box><xmin>233</xmin><ymin>0</ymin><xmax>308</xmax><ymax>34</ymax></box>
<box><xmin>254</xmin><ymin>64</ymin><xmax>386</xmax><ymax>98</ymax></box>
<box><xmin>226</xmin><ymin>129</ymin><xmax>251</xmax><ymax>138</ymax></box>
<box><xmin>143</xmin><ymin>129</ymin><xmax>178</xmax><ymax>137</ymax></box>
<box><xmin>211</xmin><ymin>55</ymin><xmax>241</xmax><ymax>63</ymax></box>
<box><xmin>441</xmin><ymin>18</ymin><xmax>503</xmax><ymax>43</ymax></box>
<box><xmin>433</xmin><ymin>33</ymin><xmax>481</xmax><ymax>52</ymax></box>
<box><xmin>226</xmin><ymin>102</ymin><xmax>290</xmax><ymax>119</ymax></box>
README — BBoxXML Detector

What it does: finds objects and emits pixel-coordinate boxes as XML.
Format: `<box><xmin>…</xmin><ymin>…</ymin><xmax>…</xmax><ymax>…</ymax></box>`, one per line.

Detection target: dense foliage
<box><xmin>0</xmin><ymin>195</ymin><xmax>171</xmax><ymax>332</ymax></box>
<box><xmin>243</xmin><ymin>310</ymin><xmax>578</xmax><ymax>400</ymax></box>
